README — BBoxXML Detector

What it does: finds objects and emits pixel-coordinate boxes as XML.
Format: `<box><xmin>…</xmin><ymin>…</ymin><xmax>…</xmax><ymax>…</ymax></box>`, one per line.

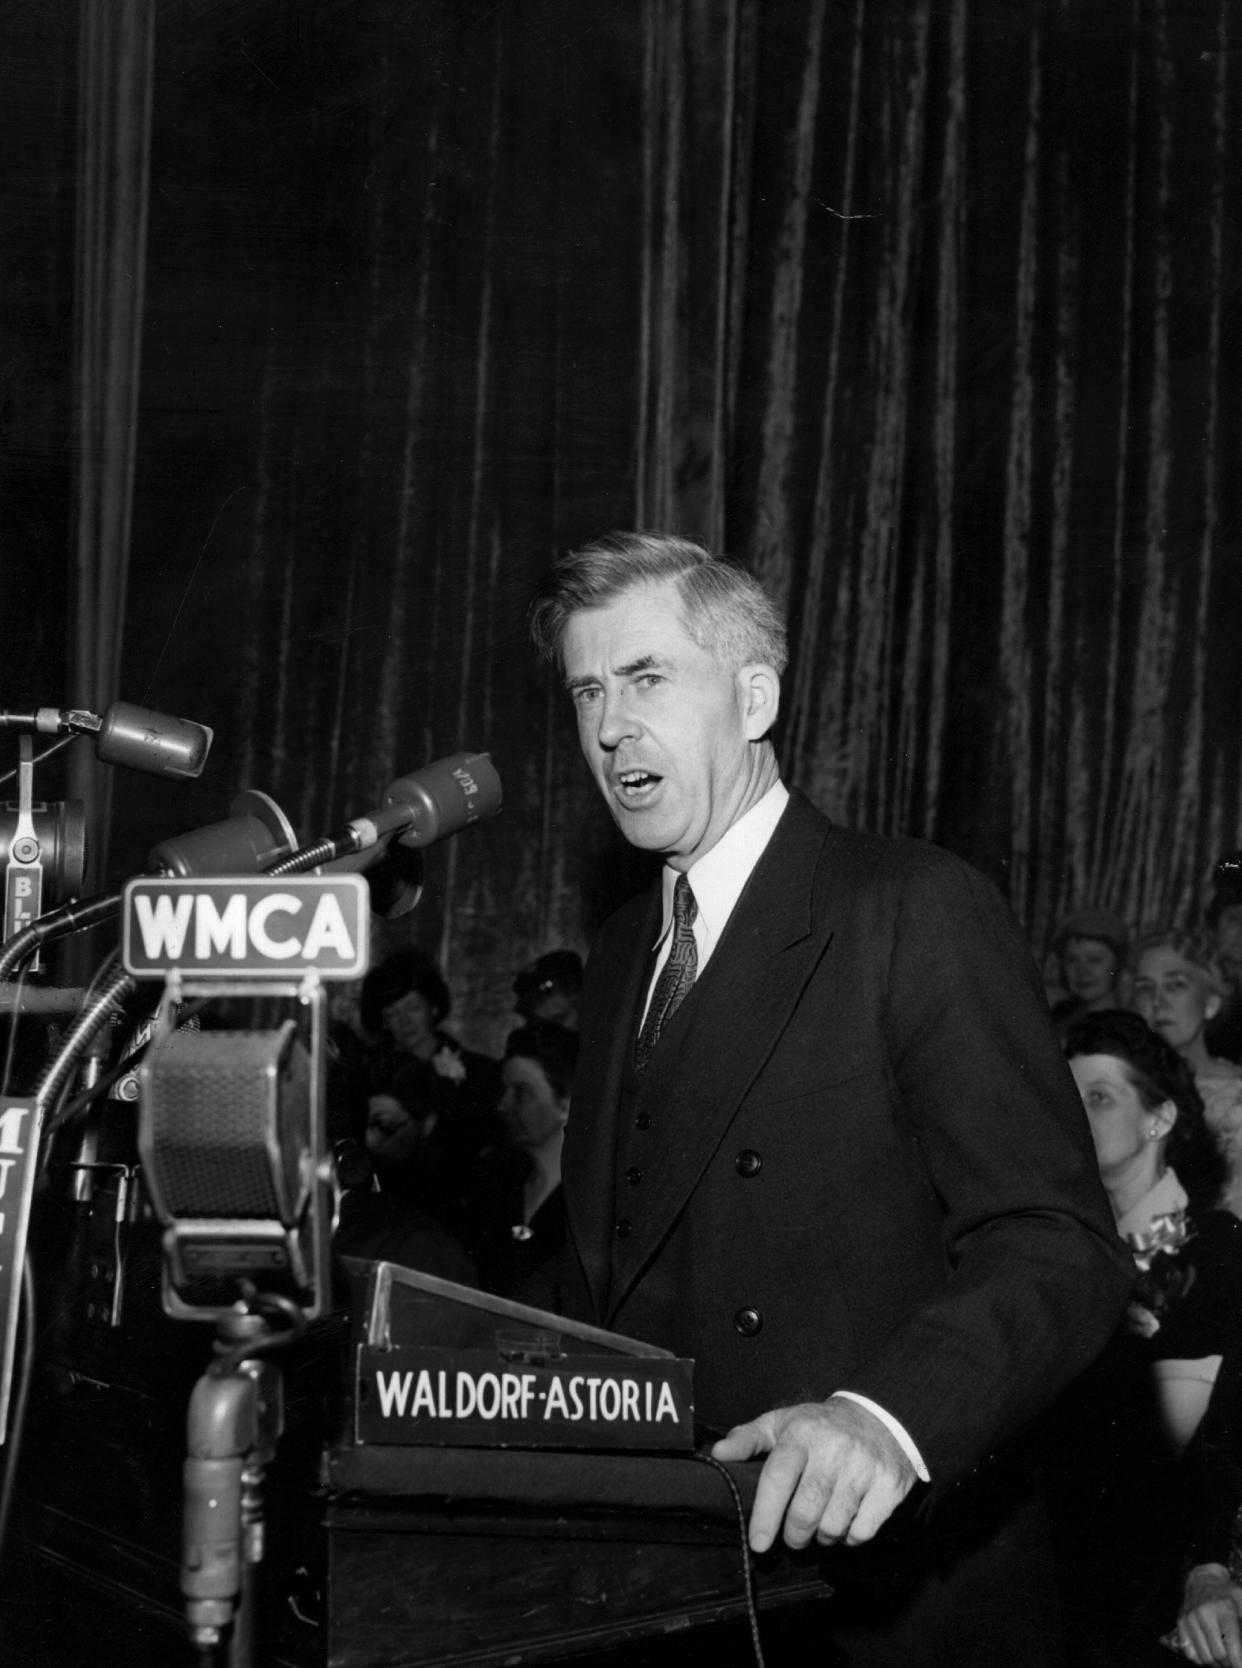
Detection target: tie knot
<box><xmin>673</xmin><ymin>874</ymin><xmax>697</xmax><ymax>931</ymax></box>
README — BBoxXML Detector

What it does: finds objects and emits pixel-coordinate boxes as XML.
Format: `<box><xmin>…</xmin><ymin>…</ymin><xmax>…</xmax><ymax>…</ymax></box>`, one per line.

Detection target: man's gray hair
<box><xmin>528</xmin><ymin>530</ymin><xmax>788</xmax><ymax>674</ymax></box>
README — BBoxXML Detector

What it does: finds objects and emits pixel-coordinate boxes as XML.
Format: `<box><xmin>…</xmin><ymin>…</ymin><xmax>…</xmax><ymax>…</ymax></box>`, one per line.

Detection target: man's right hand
<box><xmin>710</xmin><ymin>1395</ymin><xmax>917</xmax><ymax>1552</ymax></box>
<box><xmin>1177</xmin><ymin>1565</ymin><xmax>1242</xmax><ymax>1666</ymax></box>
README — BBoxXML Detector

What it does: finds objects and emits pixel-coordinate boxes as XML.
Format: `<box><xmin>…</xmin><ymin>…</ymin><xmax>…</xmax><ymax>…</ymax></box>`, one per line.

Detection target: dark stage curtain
<box><xmin>645</xmin><ymin>0</ymin><xmax>1242</xmax><ymax>947</ymax></box>
<box><xmin>8</xmin><ymin>0</ymin><xmax>1242</xmax><ymax>1050</ymax></box>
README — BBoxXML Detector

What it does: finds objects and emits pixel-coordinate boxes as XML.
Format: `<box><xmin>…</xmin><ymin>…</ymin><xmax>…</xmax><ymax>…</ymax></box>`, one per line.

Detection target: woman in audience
<box><xmin>462</xmin><ymin>1020</ymin><xmax>575</xmax><ymax>1297</ymax></box>
<box><xmin>1049</xmin><ymin>1011</ymin><xmax>1242</xmax><ymax>1664</ymax></box>
<box><xmin>1171</xmin><ymin>1343</ymin><xmax>1242</xmax><ymax>1664</ymax></box>
<box><xmin>359</xmin><ymin>945</ymin><xmax>500</xmax><ymax>1199</ymax></box>
<box><xmin>1132</xmin><ymin>930</ymin><xmax>1242</xmax><ymax>1217</ymax></box>
<box><xmin>1050</xmin><ymin>908</ymin><xmax>1130</xmax><ymax>1030</ymax></box>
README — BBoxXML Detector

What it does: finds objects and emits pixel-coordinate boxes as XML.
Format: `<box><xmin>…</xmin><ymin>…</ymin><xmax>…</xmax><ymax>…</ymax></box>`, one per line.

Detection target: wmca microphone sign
<box><xmin>121</xmin><ymin>875</ymin><xmax>370</xmax><ymax>978</ymax></box>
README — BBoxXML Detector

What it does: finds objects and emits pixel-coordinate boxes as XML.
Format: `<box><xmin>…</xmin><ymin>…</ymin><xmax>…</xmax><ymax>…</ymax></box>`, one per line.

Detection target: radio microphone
<box><xmin>0</xmin><ymin>702</ymin><xmax>213</xmax><ymax>781</ymax></box>
<box><xmin>265</xmin><ymin>752</ymin><xmax>502</xmax><ymax>883</ymax></box>
<box><xmin>350</xmin><ymin>751</ymin><xmax>503</xmax><ymax>851</ymax></box>
<box><xmin>0</xmin><ymin>792</ymin><xmax>299</xmax><ymax>985</ymax></box>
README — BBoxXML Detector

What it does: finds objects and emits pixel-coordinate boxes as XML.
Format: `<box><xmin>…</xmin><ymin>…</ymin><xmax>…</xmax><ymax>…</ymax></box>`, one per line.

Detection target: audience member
<box><xmin>358</xmin><ymin>946</ymin><xmax>500</xmax><ymax>1226</ymax></box>
<box><xmin>325</xmin><ymin>976</ymin><xmax>371</xmax><ymax>1146</ymax></box>
<box><xmin>333</xmin><ymin>1182</ymin><xmax>479</xmax><ymax>1284</ymax></box>
<box><xmin>1206</xmin><ymin>852</ymin><xmax>1242</xmax><ymax>1065</ymax></box>
<box><xmin>462</xmin><ymin>1020</ymin><xmax>575</xmax><ymax>1297</ymax></box>
<box><xmin>512</xmin><ymin>949</ymin><xmax>583</xmax><ymax>1030</ymax></box>
<box><xmin>1172</xmin><ymin>1343</ymin><xmax>1242</xmax><ymax>1664</ymax></box>
<box><xmin>1048</xmin><ymin>1011</ymin><xmax>1242</xmax><ymax>1665</ymax></box>
<box><xmin>1050</xmin><ymin>908</ymin><xmax>1130</xmax><ymax>1029</ymax></box>
<box><xmin>1132</xmin><ymin>930</ymin><xmax>1242</xmax><ymax>1218</ymax></box>
<box><xmin>361</xmin><ymin>945</ymin><xmax>499</xmax><ymax>1124</ymax></box>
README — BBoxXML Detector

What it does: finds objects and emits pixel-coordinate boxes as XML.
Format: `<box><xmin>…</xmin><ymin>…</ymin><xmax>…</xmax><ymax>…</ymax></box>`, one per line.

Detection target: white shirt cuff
<box><xmin>832</xmin><ymin>1391</ymin><xmax>931</xmax><ymax>1483</ymax></box>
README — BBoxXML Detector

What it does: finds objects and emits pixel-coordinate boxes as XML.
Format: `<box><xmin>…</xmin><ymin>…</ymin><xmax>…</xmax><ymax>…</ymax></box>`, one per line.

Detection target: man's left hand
<box><xmin>710</xmin><ymin>1396</ymin><xmax>918</xmax><ymax>1553</ymax></box>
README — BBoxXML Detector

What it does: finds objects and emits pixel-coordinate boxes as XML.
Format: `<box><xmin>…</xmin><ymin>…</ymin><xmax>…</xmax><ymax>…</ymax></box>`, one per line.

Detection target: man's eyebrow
<box><xmin>616</xmin><ymin>654</ymin><xmax>659</xmax><ymax>677</ymax></box>
<box><xmin>564</xmin><ymin>654</ymin><xmax>660</xmax><ymax>692</ymax></box>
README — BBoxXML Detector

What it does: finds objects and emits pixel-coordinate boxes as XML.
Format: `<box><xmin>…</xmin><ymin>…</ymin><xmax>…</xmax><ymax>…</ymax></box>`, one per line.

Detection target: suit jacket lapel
<box><xmin>605</xmin><ymin>797</ymin><xmax>837</xmax><ymax>1322</ymax></box>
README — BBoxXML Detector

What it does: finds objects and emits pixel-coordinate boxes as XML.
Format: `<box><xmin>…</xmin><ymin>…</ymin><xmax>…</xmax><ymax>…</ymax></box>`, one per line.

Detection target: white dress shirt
<box><xmin>641</xmin><ymin>778</ymin><xmax>930</xmax><ymax>1481</ymax></box>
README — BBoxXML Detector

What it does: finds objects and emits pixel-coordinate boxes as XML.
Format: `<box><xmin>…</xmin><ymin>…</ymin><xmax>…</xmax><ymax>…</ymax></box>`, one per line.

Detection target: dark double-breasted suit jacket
<box><xmin>560</xmin><ymin>791</ymin><xmax>1132</xmax><ymax>1490</ymax></box>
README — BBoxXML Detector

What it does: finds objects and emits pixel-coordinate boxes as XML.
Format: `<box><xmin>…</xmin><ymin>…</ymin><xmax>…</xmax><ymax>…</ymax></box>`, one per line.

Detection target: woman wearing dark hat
<box><xmin>1050</xmin><ymin>907</ymin><xmax>1130</xmax><ymax>1030</ymax></box>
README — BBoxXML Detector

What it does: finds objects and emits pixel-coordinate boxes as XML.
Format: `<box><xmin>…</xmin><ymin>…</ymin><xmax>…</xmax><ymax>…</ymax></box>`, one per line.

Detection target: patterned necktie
<box><xmin>635</xmin><ymin>873</ymin><xmax>698</xmax><ymax>1072</ymax></box>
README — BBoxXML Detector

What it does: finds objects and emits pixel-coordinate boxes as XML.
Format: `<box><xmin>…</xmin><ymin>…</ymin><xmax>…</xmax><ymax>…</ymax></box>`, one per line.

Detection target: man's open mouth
<box><xmin>615</xmin><ymin>769</ymin><xmax>660</xmax><ymax>797</ymax></box>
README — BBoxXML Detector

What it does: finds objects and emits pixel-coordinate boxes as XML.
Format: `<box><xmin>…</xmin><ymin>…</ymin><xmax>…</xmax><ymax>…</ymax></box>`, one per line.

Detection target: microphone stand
<box><xmin>182</xmin><ymin>1296</ymin><xmax>303</xmax><ymax>1667</ymax></box>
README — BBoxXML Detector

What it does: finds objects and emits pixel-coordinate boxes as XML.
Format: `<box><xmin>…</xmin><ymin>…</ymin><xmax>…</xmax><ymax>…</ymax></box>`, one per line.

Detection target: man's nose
<box><xmin>594</xmin><ymin>690</ymin><xmax>637</xmax><ymax>750</ymax></box>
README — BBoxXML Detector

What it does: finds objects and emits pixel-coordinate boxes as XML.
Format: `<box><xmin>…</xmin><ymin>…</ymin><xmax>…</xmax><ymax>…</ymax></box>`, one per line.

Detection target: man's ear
<box><xmin>1206</xmin><ymin>991</ymin><xmax>1222</xmax><ymax>1022</ymax></box>
<box><xmin>739</xmin><ymin>663</ymin><xmax>781</xmax><ymax>741</ymax></box>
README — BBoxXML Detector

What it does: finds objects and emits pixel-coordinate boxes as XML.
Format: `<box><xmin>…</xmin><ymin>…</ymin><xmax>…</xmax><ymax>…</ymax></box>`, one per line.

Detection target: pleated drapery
<box><xmin>38</xmin><ymin>0</ymin><xmax>1242</xmax><ymax>1049</ymax></box>
<box><xmin>67</xmin><ymin>0</ymin><xmax>155</xmax><ymax>887</ymax></box>
<box><xmin>642</xmin><ymin>0</ymin><xmax>1242</xmax><ymax>950</ymax></box>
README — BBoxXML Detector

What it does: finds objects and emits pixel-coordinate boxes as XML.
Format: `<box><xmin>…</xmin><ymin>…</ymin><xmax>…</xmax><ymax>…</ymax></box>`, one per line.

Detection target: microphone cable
<box><xmin>690</xmin><ymin>1449</ymin><xmax>768</xmax><ymax>1668</ymax></box>
<box><xmin>0</xmin><ymin>959</ymin><xmax>29</xmax><ymax>1098</ymax></box>
<box><xmin>0</xmin><ymin>733</ymin><xmax>77</xmax><ymax>790</ymax></box>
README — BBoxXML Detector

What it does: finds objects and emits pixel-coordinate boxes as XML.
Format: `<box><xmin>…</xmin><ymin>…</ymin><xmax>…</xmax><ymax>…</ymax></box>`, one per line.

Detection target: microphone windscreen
<box><xmin>385</xmin><ymin>752</ymin><xmax>502</xmax><ymax>848</ymax></box>
<box><xmin>96</xmin><ymin>702</ymin><xmax>213</xmax><ymax>780</ymax></box>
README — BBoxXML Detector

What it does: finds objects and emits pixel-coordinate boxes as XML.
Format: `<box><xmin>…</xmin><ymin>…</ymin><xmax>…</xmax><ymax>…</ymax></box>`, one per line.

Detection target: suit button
<box><xmin>614</xmin><ymin>1218</ymin><xmax>632</xmax><ymax>1238</ymax></box>
<box><xmin>625</xmin><ymin>1167</ymin><xmax>643</xmax><ymax>1187</ymax></box>
<box><xmin>734</xmin><ymin>1149</ymin><xmax>762</xmax><ymax>1178</ymax></box>
<box><xmin>634</xmin><ymin>1113</ymin><xmax>652</xmax><ymax>1131</ymax></box>
<box><xmin>733</xmin><ymin>1308</ymin><xmax>762</xmax><ymax>1337</ymax></box>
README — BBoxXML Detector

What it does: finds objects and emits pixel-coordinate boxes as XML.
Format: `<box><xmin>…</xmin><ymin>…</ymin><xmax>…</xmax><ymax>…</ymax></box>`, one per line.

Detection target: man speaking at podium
<box><xmin>528</xmin><ymin>533</ymin><xmax>1132</xmax><ymax>1666</ymax></box>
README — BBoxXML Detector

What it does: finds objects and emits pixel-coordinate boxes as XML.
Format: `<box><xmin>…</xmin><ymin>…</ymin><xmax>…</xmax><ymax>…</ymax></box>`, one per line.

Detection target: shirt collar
<box><xmin>1115</xmin><ymin>1166</ymin><xmax>1189</xmax><ymax>1243</ymax></box>
<box><xmin>654</xmin><ymin>781</ymin><xmax>789</xmax><ymax>948</ymax></box>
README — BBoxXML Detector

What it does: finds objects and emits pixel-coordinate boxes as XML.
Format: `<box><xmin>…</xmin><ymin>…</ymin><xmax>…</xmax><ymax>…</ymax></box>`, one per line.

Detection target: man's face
<box><xmin>561</xmin><ymin>579</ymin><xmax>778</xmax><ymax>870</ymax></box>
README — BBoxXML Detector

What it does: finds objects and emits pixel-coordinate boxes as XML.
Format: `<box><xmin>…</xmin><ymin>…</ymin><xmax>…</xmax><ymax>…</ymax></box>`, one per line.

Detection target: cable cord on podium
<box><xmin>691</xmin><ymin>1449</ymin><xmax>768</xmax><ymax>1668</ymax></box>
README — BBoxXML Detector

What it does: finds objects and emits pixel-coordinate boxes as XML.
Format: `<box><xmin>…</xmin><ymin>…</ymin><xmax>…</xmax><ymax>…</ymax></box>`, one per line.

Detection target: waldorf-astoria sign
<box><xmin>355</xmin><ymin>1344</ymin><xmax>696</xmax><ymax>1450</ymax></box>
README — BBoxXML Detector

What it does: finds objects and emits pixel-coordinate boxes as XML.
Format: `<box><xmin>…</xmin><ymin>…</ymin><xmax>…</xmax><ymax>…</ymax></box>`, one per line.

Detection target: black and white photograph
<box><xmin>3</xmin><ymin>4</ymin><xmax>1242</xmax><ymax>1665</ymax></box>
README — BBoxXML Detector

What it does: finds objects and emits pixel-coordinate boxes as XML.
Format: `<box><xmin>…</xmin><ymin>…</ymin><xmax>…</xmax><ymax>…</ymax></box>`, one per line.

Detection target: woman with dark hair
<box><xmin>1049</xmin><ymin>1011</ymin><xmax>1242</xmax><ymax>1664</ymax></box>
<box><xmin>460</xmin><ymin>1020</ymin><xmax>576</xmax><ymax>1298</ymax></box>
<box><xmin>1065</xmin><ymin>1009</ymin><xmax>1234</xmax><ymax>1444</ymax></box>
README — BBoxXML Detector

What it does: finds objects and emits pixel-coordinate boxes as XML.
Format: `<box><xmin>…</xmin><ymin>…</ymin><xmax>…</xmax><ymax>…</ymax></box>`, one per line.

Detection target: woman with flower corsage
<box><xmin>358</xmin><ymin>945</ymin><xmax>501</xmax><ymax>1228</ymax></box>
<box><xmin>1066</xmin><ymin>1009</ymin><xmax>1242</xmax><ymax>1452</ymax></box>
<box><xmin>1045</xmin><ymin>1010</ymin><xmax>1242</xmax><ymax>1665</ymax></box>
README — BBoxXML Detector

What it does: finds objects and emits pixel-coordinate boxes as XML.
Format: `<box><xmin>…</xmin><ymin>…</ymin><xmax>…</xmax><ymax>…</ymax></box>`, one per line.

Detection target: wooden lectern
<box><xmin>319</xmin><ymin>1261</ymin><xmax>832</xmax><ymax>1666</ymax></box>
